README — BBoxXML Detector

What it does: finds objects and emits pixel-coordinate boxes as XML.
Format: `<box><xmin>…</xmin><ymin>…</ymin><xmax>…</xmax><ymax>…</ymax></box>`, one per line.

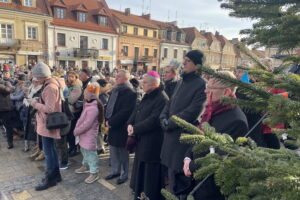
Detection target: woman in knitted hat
<box><xmin>74</xmin><ymin>82</ymin><xmax>104</xmax><ymax>184</ymax></box>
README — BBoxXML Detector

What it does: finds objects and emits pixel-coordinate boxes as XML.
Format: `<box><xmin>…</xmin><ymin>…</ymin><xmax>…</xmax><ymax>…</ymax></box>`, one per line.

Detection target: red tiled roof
<box><xmin>0</xmin><ymin>0</ymin><xmax>50</xmax><ymax>16</ymax></box>
<box><xmin>52</xmin><ymin>0</ymin><xmax>66</xmax><ymax>8</ymax></box>
<box><xmin>182</xmin><ymin>27</ymin><xmax>206</xmax><ymax>44</ymax></box>
<box><xmin>152</xmin><ymin>20</ymin><xmax>181</xmax><ymax>32</ymax></box>
<box><xmin>71</xmin><ymin>3</ymin><xmax>88</xmax><ymax>12</ymax></box>
<box><xmin>204</xmin><ymin>32</ymin><xmax>218</xmax><ymax>46</ymax></box>
<box><xmin>49</xmin><ymin>0</ymin><xmax>117</xmax><ymax>34</ymax></box>
<box><xmin>111</xmin><ymin>9</ymin><xmax>159</xmax><ymax>29</ymax></box>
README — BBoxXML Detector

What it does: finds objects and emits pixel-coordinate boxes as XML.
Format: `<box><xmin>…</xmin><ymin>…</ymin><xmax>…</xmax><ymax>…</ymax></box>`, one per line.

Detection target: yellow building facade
<box><xmin>0</xmin><ymin>0</ymin><xmax>51</xmax><ymax>66</ymax></box>
<box><xmin>112</xmin><ymin>9</ymin><xmax>160</xmax><ymax>72</ymax></box>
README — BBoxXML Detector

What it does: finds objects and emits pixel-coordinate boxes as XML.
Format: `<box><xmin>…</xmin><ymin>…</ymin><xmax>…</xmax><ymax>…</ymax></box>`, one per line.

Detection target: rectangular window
<box><xmin>78</xmin><ymin>12</ymin><xmax>87</xmax><ymax>22</ymax></box>
<box><xmin>27</xmin><ymin>27</ymin><xmax>37</xmax><ymax>40</ymax></box>
<box><xmin>134</xmin><ymin>47</ymin><xmax>139</xmax><ymax>59</ymax></box>
<box><xmin>134</xmin><ymin>27</ymin><xmax>138</xmax><ymax>35</ymax></box>
<box><xmin>176</xmin><ymin>32</ymin><xmax>182</xmax><ymax>42</ymax></box>
<box><xmin>123</xmin><ymin>46</ymin><xmax>128</xmax><ymax>56</ymax></box>
<box><xmin>153</xmin><ymin>31</ymin><xmax>157</xmax><ymax>38</ymax></box>
<box><xmin>143</xmin><ymin>29</ymin><xmax>148</xmax><ymax>36</ymax></box>
<box><xmin>153</xmin><ymin>49</ymin><xmax>157</xmax><ymax>58</ymax></box>
<box><xmin>80</xmin><ymin>36</ymin><xmax>88</xmax><ymax>49</ymax></box>
<box><xmin>122</xmin><ymin>25</ymin><xmax>127</xmax><ymax>33</ymax></box>
<box><xmin>144</xmin><ymin>48</ymin><xmax>149</xmax><ymax>56</ymax></box>
<box><xmin>56</xmin><ymin>8</ymin><xmax>65</xmax><ymax>19</ymax></box>
<box><xmin>164</xmin><ymin>48</ymin><xmax>168</xmax><ymax>58</ymax></box>
<box><xmin>57</xmin><ymin>33</ymin><xmax>66</xmax><ymax>46</ymax></box>
<box><xmin>174</xmin><ymin>49</ymin><xmax>178</xmax><ymax>59</ymax></box>
<box><xmin>0</xmin><ymin>24</ymin><xmax>13</xmax><ymax>39</ymax></box>
<box><xmin>24</xmin><ymin>0</ymin><xmax>33</xmax><ymax>7</ymax></box>
<box><xmin>98</xmin><ymin>15</ymin><xmax>108</xmax><ymax>26</ymax></box>
<box><xmin>102</xmin><ymin>38</ymin><xmax>108</xmax><ymax>49</ymax></box>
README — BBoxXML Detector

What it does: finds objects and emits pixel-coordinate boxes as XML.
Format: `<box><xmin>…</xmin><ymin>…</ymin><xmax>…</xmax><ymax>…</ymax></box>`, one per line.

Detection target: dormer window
<box><xmin>78</xmin><ymin>12</ymin><xmax>87</xmax><ymax>22</ymax></box>
<box><xmin>176</xmin><ymin>32</ymin><xmax>182</xmax><ymax>42</ymax></box>
<box><xmin>24</xmin><ymin>0</ymin><xmax>33</xmax><ymax>7</ymax></box>
<box><xmin>55</xmin><ymin>7</ymin><xmax>65</xmax><ymax>19</ymax></box>
<box><xmin>167</xmin><ymin>30</ymin><xmax>172</xmax><ymax>40</ymax></box>
<box><xmin>98</xmin><ymin>15</ymin><xmax>108</xmax><ymax>26</ymax></box>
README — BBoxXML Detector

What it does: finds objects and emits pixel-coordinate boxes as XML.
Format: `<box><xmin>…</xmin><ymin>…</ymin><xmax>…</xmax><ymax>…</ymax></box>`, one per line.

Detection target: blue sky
<box><xmin>106</xmin><ymin>0</ymin><xmax>254</xmax><ymax>40</ymax></box>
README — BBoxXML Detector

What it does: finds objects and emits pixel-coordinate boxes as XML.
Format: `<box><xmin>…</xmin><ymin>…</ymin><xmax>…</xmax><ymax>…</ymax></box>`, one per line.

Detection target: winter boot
<box><xmin>35</xmin><ymin>172</ymin><xmax>57</xmax><ymax>191</ymax></box>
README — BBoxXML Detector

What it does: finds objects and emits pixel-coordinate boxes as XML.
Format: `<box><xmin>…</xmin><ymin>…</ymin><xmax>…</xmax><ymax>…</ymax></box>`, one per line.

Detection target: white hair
<box><xmin>143</xmin><ymin>74</ymin><xmax>160</xmax><ymax>87</ymax></box>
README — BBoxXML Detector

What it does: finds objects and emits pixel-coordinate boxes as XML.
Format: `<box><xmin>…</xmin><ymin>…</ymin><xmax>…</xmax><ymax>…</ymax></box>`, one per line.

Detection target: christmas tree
<box><xmin>162</xmin><ymin>56</ymin><xmax>300</xmax><ymax>199</ymax></box>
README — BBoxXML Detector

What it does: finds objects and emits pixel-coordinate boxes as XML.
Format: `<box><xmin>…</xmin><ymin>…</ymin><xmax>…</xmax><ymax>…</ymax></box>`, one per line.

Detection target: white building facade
<box><xmin>48</xmin><ymin>25</ymin><xmax>117</xmax><ymax>71</ymax></box>
<box><xmin>160</xmin><ymin>42</ymin><xmax>190</xmax><ymax>68</ymax></box>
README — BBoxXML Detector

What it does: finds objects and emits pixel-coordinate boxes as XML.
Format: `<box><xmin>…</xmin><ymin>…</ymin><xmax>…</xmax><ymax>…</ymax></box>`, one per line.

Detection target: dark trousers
<box><xmin>55</xmin><ymin>135</ymin><xmax>68</xmax><ymax>165</ymax></box>
<box><xmin>67</xmin><ymin>112</ymin><xmax>80</xmax><ymax>152</ymax></box>
<box><xmin>42</xmin><ymin>136</ymin><xmax>59</xmax><ymax>173</ymax></box>
<box><xmin>109</xmin><ymin>145</ymin><xmax>129</xmax><ymax>180</ymax></box>
<box><xmin>0</xmin><ymin>111</ymin><xmax>14</xmax><ymax>144</ymax></box>
<box><xmin>168</xmin><ymin>169</ymin><xmax>188</xmax><ymax>200</ymax></box>
<box><xmin>263</xmin><ymin>134</ymin><xmax>280</xmax><ymax>149</ymax></box>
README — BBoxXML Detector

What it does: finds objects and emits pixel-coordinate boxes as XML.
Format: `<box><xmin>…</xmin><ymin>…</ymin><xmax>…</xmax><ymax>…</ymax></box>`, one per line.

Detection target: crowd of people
<box><xmin>0</xmin><ymin>49</ymin><xmax>283</xmax><ymax>200</ymax></box>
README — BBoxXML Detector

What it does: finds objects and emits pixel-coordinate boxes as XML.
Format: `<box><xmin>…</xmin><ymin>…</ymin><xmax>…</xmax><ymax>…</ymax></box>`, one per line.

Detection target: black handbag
<box><xmin>46</xmin><ymin>112</ymin><xmax>69</xmax><ymax>130</ymax></box>
<box><xmin>41</xmin><ymin>80</ymin><xmax>73</xmax><ymax>131</ymax></box>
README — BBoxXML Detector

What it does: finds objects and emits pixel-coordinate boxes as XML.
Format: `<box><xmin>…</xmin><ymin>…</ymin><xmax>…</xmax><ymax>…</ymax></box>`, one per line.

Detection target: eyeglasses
<box><xmin>206</xmin><ymin>86</ymin><xmax>227</xmax><ymax>90</ymax></box>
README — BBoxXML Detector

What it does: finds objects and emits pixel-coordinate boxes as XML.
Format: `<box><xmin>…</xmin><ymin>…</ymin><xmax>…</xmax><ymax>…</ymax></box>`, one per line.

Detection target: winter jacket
<box><xmin>67</xmin><ymin>79</ymin><xmax>82</xmax><ymax>113</ymax></box>
<box><xmin>164</xmin><ymin>78</ymin><xmax>178</xmax><ymax>98</ymax></box>
<box><xmin>10</xmin><ymin>84</ymin><xmax>25</xmax><ymax>111</ymax></box>
<box><xmin>0</xmin><ymin>80</ymin><xmax>14</xmax><ymax>111</ymax></box>
<box><xmin>186</xmin><ymin>106</ymin><xmax>248</xmax><ymax>200</ymax></box>
<box><xmin>107</xmin><ymin>84</ymin><xmax>137</xmax><ymax>147</ymax></box>
<box><xmin>127</xmin><ymin>88</ymin><xmax>168</xmax><ymax>162</ymax></box>
<box><xmin>74</xmin><ymin>100</ymin><xmax>99</xmax><ymax>150</ymax></box>
<box><xmin>32</xmin><ymin>77</ymin><xmax>66</xmax><ymax>139</ymax></box>
<box><xmin>160</xmin><ymin>71</ymin><xmax>206</xmax><ymax>171</ymax></box>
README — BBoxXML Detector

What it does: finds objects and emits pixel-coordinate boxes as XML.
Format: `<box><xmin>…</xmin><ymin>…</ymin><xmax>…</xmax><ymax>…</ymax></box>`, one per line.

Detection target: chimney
<box><xmin>200</xmin><ymin>30</ymin><xmax>206</xmax><ymax>34</ymax></box>
<box><xmin>141</xmin><ymin>14</ymin><xmax>150</xmax><ymax>20</ymax></box>
<box><xmin>215</xmin><ymin>31</ymin><xmax>220</xmax><ymax>37</ymax></box>
<box><xmin>125</xmin><ymin>8</ymin><xmax>130</xmax><ymax>16</ymax></box>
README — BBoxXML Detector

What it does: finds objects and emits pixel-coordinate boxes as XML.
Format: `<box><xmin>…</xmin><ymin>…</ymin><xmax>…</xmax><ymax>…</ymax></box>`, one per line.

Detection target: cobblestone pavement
<box><xmin>0</xmin><ymin>131</ymin><xmax>134</xmax><ymax>200</ymax></box>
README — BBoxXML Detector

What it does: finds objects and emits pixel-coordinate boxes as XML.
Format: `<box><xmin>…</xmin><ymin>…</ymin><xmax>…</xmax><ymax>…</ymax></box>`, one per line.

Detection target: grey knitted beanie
<box><xmin>31</xmin><ymin>62</ymin><xmax>51</xmax><ymax>77</ymax></box>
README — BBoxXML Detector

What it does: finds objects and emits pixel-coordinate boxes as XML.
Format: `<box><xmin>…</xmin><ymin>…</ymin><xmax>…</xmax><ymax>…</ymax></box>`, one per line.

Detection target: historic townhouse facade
<box><xmin>47</xmin><ymin>0</ymin><xmax>117</xmax><ymax>71</ymax></box>
<box><xmin>215</xmin><ymin>32</ymin><xmax>236</xmax><ymax>69</ymax></box>
<box><xmin>0</xmin><ymin>0</ymin><xmax>51</xmax><ymax>66</ymax></box>
<box><xmin>111</xmin><ymin>8</ymin><xmax>160</xmax><ymax>72</ymax></box>
<box><xmin>204</xmin><ymin>32</ymin><xmax>222</xmax><ymax>69</ymax></box>
<box><xmin>152</xmin><ymin>21</ymin><xmax>190</xmax><ymax>69</ymax></box>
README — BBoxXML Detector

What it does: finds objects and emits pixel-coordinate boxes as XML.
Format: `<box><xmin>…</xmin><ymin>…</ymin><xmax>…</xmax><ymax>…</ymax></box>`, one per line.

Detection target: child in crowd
<box><xmin>74</xmin><ymin>82</ymin><xmax>104</xmax><ymax>183</ymax></box>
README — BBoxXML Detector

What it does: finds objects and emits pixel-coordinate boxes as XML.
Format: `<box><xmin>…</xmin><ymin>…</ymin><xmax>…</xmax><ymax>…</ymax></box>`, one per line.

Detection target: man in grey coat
<box><xmin>160</xmin><ymin>50</ymin><xmax>206</xmax><ymax>199</ymax></box>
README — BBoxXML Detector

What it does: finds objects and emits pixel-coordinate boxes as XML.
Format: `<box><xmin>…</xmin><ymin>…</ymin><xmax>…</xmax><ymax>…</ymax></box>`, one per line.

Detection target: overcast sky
<box><xmin>106</xmin><ymin>0</ymin><xmax>254</xmax><ymax>40</ymax></box>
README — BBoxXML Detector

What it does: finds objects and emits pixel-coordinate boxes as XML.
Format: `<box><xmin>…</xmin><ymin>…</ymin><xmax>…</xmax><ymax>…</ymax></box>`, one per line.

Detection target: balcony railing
<box><xmin>73</xmin><ymin>48</ymin><xmax>99</xmax><ymax>58</ymax></box>
<box><xmin>0</xmin><ymin>38</ymin><xmax>20</xmax><ymax>49</ymax></box>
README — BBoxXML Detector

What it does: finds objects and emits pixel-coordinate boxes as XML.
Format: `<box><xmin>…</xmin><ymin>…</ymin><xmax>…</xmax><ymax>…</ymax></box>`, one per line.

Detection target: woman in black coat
<box><xmin>127</xmin><ymin>71</ymin><xmax>169</xmax><ymax>200</ymax></box>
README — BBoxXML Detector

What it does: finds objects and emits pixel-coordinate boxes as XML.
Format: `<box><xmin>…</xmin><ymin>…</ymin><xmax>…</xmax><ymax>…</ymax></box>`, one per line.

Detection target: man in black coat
<box><xmin>163</xmin><ymin>65</ymin><xmax>178</xmax><ymax>98</ymax></box>
<box><xmin>128</xmin><ymin>71</ymin><xmax>169</xmax><ymax>200</ymax></box>
<box><xmin>105</xmin><ymin>70</ymin><xmax>137</xmax><ymax>184</ymax></box>
<box><xmin>183</xmin><ymin>71</ymin><xmax>249</xmax><ymax>200</ymax></box>
<box><xmin>160</xmin><ymin>50</ymin><xmax>206</xmax><ymax>198</ymax></box>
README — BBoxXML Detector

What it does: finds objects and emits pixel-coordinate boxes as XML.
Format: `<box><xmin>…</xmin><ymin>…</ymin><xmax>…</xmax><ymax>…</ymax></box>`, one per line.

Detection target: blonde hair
<box><xmin>215</xmin><ymin>71</ymin><xmax>237</xmax><ymax>94</ymax></box>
